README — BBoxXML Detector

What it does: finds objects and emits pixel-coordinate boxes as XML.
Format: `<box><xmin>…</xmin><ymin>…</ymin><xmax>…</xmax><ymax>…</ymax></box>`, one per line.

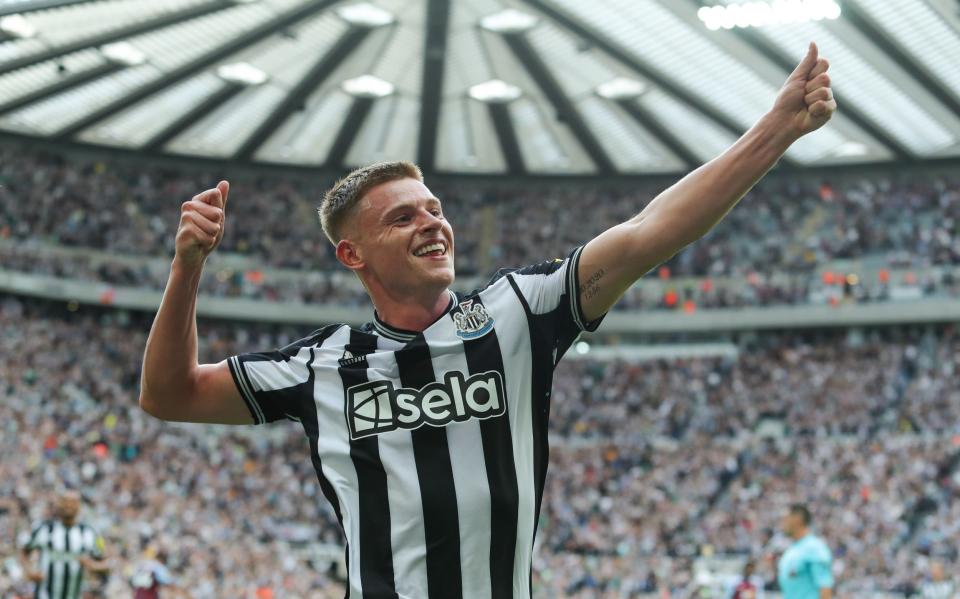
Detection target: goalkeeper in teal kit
<box><xmin>777</xmin><ymin>504</ymin><xmax>834</xmax><ymax>599</ymax></box>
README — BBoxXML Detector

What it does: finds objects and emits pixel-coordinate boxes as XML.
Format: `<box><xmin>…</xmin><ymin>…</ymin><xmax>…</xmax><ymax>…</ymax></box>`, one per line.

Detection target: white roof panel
<box><xmin>370</xmin><ymin>13</ymin><xmax>424</xmax><ymax>95</ymax></box>
<box><xmin>345</xmin><ymin>94</ymin><xmax>419</xmax><ymax>166</ymax></box>
<box><xmin>719</xmin><ymin>0</ymin><xmax>960</xmax><ymax>156</ymax></box>
<box><xmin>224</xmin><ymin>11</ymin><xmax>349</xmax><ymax>88</ymax></box>
<box><xmin>481</xmin><ymin>27</ymin><xmax>594</xmax><ymax>173</ymax></box>
<box><xmin>526</xmin><ymin>22</ymin><xmax>619</xmax><ymax>99</ymax></box>
<box><xmin>125</xmin><ymin>3</ymin><xmax>274</xmax><ymax>72</ymax></box>
<box><xmin>0</xmin><ymin>37</ymin><xmax>44</xmax><ymax>64</ymax></box>
<box><xmin>0</xmin><ymin>0</ymin><xmax>955</xmax><ymax>173</ymax></box>
<box><xmin>255</xmin><ymin>89</ymin><xmax>354</xmax><ymax>165</ymax></box>
<box><xmin>444</xmin><ymin>24</ymin><xmax>495</xmax><ymax>95</ymax></box>
<box><xmin>0</xmin><ymin>48</ymin><xmax>104</xmax><ymax>105</ymax></box>
<box><xmin>579</xmin><ymin>96</ymin><xmax>683</xmax><ymax>172</ymax></box>
<box><xmin>436</xmin><ymin>96</ymin><xmax>506</xmax><ymax>173</ymax></box>
<box><xmin>78</xmin><ymin>73</ymin><xmax>225</xmax><ymax>147</ymax></box>
<box><xmin>255</xmin><ymin>25</ymin><xmax>397</xmax><ymax>164</ymax></box>
<box><xmin>0</xmin><ymin>63</ymin><xmax>160</xmax><ymax>134</ymax></box>
<box><xmin>637</xmin><ymin>89</ymin><xmax>736</xmax><ymax>165</ymax></box>
<box><xmin>167</xmin><ymin>82</ymin><xmax>287</xmax><ymax>157</ymax></box>
<box><xmin>9</xmin><ymin>0</ymin><xmax>213</xmax><ymax>50</ymax></box>
<box><xmin>853</xmin><ymin>0</ymin><xmax>960</xmax><ymax>111</ymax></box>
<box><xmin>545</xmin><ymin>0</ymin><xmax>780</xmax><ymax>131</ymax></box>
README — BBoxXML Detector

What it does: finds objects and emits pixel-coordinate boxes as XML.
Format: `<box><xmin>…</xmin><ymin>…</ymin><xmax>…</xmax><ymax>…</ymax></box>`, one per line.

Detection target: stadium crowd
<box><xmin>2</xmin><ymin>147</ymin><xmax>960</xmax><ymax>310</ymax></box>
<box><xmin>1</xmin><ymin>295</ymin><xmax>958</xmax><ymax>597</ymax></box>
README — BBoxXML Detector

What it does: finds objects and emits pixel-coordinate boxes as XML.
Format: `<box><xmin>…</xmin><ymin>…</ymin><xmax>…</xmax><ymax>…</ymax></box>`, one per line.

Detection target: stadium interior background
<box><xmin>2</xmin><ymin>0</ymin><xmax>960</xmax><ymax>597</ymax></box>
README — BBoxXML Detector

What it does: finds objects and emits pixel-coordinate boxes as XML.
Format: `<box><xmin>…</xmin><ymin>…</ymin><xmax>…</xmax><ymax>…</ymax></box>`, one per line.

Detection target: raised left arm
<box><xmin>578</xmin><ymin>42</ymin><xmax>836</xmax><ymax>321</ymax></box>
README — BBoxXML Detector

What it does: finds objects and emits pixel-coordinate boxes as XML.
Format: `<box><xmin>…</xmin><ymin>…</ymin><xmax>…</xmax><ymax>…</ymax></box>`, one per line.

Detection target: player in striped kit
<box><xmin>20</xmin><ymin>491</ymin><xmax>109</xmax><ymax>599</ymax></box>
<box><xmin>140</xmin><ymin>43</ymin><xmax>836</xmax><ymax>597</ymax></box>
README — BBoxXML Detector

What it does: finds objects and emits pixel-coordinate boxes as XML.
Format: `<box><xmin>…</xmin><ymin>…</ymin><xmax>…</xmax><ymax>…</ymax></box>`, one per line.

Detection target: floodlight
<box><xmin>480</xmin><ymin>9</ymin><xmax>539</xmax><ymax>34</ymax></box>
<box><xmin>833</xmin><ymin>141</ymin><xmax>868</xmax><ymax>157</ymax></box>
<box><xmin>101</xmin><ymin>42</ymin><xmax>146</xmax><ymax>66</ymax></box>
<box><xmin>596</xmin><ymin>77</ymin><xmax>647</xmax><ymax>100</ymax></box>
<box><xmin>217</xmin><ymin>62</ymin><xmax>268</xmax><ymax>85</ymax></box>
<box><xmin>697</xmin><ymin>1</ymin><xmax>841</xmax><ymax>30</ymax></box>
<box><xmin>468</xmin><ymin>80</ymin><xmax>522</xmax><ymax>103</ymax></box>
<box><xmin>342</xmin><ymin>75</ymin><xmax>394</xmax><ymax>98</ymax></box>
<box><xmin>0</xmin><ymin>14</ymin><xmax>36</xmax><ymax>38</ymax></box>
<box><xmin>336</xmin><ymin>3</ymin><xmax>394</xmax><ymax>27</ymax></box>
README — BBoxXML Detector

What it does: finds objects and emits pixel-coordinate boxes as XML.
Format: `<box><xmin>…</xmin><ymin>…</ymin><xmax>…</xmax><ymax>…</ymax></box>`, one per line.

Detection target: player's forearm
<box><xmin>20</xmin><ymin>550</ymin><xmax>41</xmax><ymax>580</ymax></box>
<box><xmin>629</xmin><ymin>113</ymin><xmax>796</xmax><ymax>250</ymax></box>
<box><xmin>83</xmin><ymin>557</ymin><xmax>110</xmax><ymax>573</ymax></box>
<box><xmin>819</xmin><ymin>587</ymin><xmax>832</xmax><ymax>599</ymax></box>
<box><xmin>139</xmin><ymin>257</ymin><xmax>204</xmax><ymax>414</ymax></box>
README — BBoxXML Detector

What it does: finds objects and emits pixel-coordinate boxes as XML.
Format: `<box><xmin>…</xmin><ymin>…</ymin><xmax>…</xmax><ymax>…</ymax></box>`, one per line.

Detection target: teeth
<box><xmin>414</xmin><ymin>242</ymin><xmax>445</xmax><ymax>257</ymax></box>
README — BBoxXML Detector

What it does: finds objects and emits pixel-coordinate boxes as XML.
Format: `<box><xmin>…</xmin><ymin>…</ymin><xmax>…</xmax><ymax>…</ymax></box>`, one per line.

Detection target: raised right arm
<box><xmin>138</xmin><ymin>181</ymin><xmax>253</xmax><ymax>424</ymax></box>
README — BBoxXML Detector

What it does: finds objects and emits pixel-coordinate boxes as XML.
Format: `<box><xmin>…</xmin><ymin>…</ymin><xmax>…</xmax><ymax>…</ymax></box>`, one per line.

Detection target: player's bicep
<box><xmin>578</xmin><ymin>214</ymin><xmax>675</xmax><ymax>322</ymax></box>
<box><xmin>150</xmin><ymin>360</ymin><xmax>254</xmax><ymax>425</ymax></box>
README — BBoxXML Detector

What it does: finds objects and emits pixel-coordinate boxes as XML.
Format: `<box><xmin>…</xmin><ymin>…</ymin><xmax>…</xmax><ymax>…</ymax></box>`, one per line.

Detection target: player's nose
<box><xmin>418</xmin><ymin>209</ymin><xmax>443</xmax><ymax>231</ymax></box>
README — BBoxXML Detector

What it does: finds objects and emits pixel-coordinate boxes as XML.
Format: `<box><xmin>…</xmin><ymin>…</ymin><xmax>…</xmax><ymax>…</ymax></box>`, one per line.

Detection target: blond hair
<box><xmin>318</xmin><ymin>160</ymin><xmax>423</xmax><ymax>244</ymax></box>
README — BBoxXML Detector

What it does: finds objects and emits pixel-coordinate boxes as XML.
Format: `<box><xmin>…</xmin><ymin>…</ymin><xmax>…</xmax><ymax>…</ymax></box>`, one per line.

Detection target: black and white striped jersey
<box><xmin>24</xmin><ymin>520</ymin><xmax>104</xmax><ymax>599</ymax></box>
<box><xmin>228</xmin><ymin>245</ymin><xmax>604</xmax><ymax>599</ymax></box>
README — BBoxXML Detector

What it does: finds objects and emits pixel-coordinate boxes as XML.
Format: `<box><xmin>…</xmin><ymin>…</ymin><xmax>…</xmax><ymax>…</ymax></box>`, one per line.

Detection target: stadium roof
<box><xmin>0</xmin><ymin>0</ymin><xmax>958</xmax><ymax>176</ymax></box>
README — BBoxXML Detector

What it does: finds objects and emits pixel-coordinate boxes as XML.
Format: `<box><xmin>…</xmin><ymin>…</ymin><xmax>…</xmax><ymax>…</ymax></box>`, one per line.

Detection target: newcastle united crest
<box><xmin>453</xmin><ymin>299</ymin><xmax>494</xmax><ymax>340</ymax></box>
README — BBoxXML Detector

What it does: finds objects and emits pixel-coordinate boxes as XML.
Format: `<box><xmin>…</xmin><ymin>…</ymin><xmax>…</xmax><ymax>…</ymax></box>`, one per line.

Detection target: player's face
<box><xmin>353</xmin><ymin>178</ymin><xmax>455</xmax><ymax>293</ymax></box>
<box><xmin>55</xmin><ymin>493</ymin><xmax>80</xmax><ymax>523</ymax></box>
<box><xmin>781</xmin><ymin>511</ymin><xmax>800</xmax><ymax>536</ymax></box>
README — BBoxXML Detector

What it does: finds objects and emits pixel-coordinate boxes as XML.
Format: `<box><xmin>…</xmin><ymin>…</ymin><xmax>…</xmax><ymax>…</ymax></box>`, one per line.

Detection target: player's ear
<box><xmin>336</xmin><ymin>239</ymin><xmax>364</xmax><ymax>271</ymax></box>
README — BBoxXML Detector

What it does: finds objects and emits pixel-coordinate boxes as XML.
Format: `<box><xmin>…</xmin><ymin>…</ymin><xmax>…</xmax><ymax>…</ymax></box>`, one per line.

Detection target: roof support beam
<box><xmin>0</xmin><ymin>0</ymin><xmax>234</xmax><ymax>77</ymax></box>
<box><xmin>487</xmin><ymin>103</ymin><xmax>525</xmax><ymax>174</ymax></box>
<box><xmin>841</xmin><ymin>0</ymin><xmax>960</xmax><ymax>119</ymax></box>
<box><xmin>325</xmin><ymin>97</ymin><xmax>375</xmax><ymax>168</ymax></box>
<box><xmin>142</xmin><ymin>82</ymin><xmax>245</xmax><ymax>152</ymax></box>
<box><xmin>521</xmin><ymin>0</ymin><xmax>746</xmax><ymax>139</ymax></box>
<box><xmin>501</xmin><ymin>32</ymin><xmax>615</xmax><ymax>174</ymax></box>
<box><xmin>416</xmin><ymin>0</ymin><xmax>451</xmax><ymax>172</ymax></box>
<box><xmin>235</xmin><ymin>26</ymin><xmax>370</xmax><ymax>161</ymax></box>
<box><xmin>53</xmin><ymin>0</ymin><xmax>340</xmax><ymax>140</ymax></box>
<box><xmin>0</xmin><ymin>61</ymin><xmax>123</xmax><ymax>115</ymax></box>
<box><xmin>0</xmin><ymin>0</ymin><xmax>95</xmax><ymax>17</ymax></box>
<box><xmin>727</xmin><ymin>25</ymin><xmax>915</xmax><ymax>161</ymax></box>
<box><xmin>616</xmin><ymin>99</ymin><xmax>700</xmax><ymax>171</ymax></box>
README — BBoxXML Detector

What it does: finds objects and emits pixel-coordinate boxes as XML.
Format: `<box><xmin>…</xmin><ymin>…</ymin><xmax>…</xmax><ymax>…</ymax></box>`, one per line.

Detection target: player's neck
<box><xmin>791</xmin><ymin>526</ymin><xmax>809</xmax><ymax>540</ymax></box>
<box><xmin>372</xmin><ymin>287</ymin><xmax>452</xmax><ymax>333</ymax></box>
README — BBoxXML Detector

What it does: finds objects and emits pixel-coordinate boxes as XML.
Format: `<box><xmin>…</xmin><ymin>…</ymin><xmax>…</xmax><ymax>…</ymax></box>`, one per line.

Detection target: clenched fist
<box><xmin>175</xmin><ymin>180</ymin><xmax>229</xmax><ymax>270</ymax></box>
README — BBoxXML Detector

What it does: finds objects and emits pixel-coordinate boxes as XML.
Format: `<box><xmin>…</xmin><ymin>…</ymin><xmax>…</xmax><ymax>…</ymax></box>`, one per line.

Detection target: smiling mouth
<box><xmin>412</xmin><ymin>241</ymin><xmax>448</xmax><ymax>258</ymax></box>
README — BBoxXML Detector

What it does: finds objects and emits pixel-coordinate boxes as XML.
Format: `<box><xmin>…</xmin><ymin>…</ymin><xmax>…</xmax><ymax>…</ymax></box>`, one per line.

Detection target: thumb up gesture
<box><xmin>770</xmin><ymin>42</ymin><xmax>837</xmax><ymax>138</ymax></box>
<box><xmin>174</xmin><ymin>180</ymin><xmax>229</xmax><ymax>270</ymax></box>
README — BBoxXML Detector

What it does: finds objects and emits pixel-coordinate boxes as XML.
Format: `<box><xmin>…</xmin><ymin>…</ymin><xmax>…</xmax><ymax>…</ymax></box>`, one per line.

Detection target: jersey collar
<box><xmin>371</xmin><ymin>290</ymin><xmax>459</xmax><ymax>343</ymax></box>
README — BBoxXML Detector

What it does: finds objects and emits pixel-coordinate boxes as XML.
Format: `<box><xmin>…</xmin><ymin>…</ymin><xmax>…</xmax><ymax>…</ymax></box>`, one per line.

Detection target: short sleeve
<box><xmin>24</xmin><ymin>522</ymin><xmax>48</xmax><ymax>550</ymax></box>
<box><xmin>809</xmin><ymin>560</ymin><xmax>833</xmax><ymax>589</ymax></box>
<box><xmin>227</xmin><ymin>326</ymin><xmax>337</xmax><ymax>425</ymax></box>
<box><xmin>85</xmin><ymin>526</ymin><xmax>105</xmax><ymax>559</ymax></box>
<box><xmin>808</xmin><ymin>541</ymin><xmax>833</xmax><ymax>589</ymax></box>
<box><xmin>505</xmin><ymin>245</ymin><xmax>606</xmax><ymax>363</ymax></box>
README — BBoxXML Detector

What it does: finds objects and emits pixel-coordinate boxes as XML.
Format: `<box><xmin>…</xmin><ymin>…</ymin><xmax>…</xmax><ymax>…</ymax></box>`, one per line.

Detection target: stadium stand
<box><xmin>2</xmin><ymin>148</ymin><xmax>959</xmax><ymax>311</ymax></box>
<box><xmin>2</xmin><ymin>294</ymin><xmax>958</xmax><ymax>597</ymax></box>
